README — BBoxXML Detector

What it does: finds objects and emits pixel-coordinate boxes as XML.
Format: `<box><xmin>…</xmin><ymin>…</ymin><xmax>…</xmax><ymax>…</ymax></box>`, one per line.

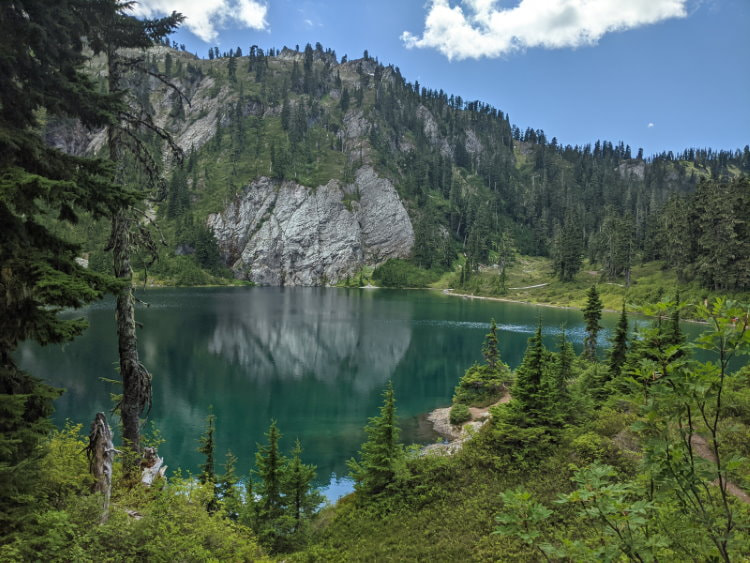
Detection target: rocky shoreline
<box><xmin>421</xmin><ymin>395</ymin><xmax>510</xmax><ymax>456</ymax></box>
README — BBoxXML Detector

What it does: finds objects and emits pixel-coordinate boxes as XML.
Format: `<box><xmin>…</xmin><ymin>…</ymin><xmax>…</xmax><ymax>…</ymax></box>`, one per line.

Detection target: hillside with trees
<box><xmin>2</xmin><ymin>2</ymin><xmax>750</xmax><ymax>561</ymax></box>
<box><xmin>45</xmin><ymin>39</ymin><xmax>749</xmax><ymax>298</ymax></box>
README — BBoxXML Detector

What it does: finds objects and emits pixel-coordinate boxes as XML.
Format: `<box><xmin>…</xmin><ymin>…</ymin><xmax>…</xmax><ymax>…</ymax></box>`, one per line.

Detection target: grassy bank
<box><xmin>431</xmin><ymin>256</ymin><xmax>750</xmax><ymax>318</ymax></box>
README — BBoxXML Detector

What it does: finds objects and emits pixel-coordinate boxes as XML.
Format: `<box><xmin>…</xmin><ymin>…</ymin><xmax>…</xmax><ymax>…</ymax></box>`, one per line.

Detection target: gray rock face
<box><xmin>616</xmin><ymin>160</ymin><xmax>646</xmax><ymax>181</ymax></box>
<box><xmin>207</xmin><ymin>166</ymin><xmax>414</xmax><ymax>285</ymax></box>
<box><xmin>417</xmin><ymin>105</ymin><xmax>452</xmax><ymax>157</ymax></box>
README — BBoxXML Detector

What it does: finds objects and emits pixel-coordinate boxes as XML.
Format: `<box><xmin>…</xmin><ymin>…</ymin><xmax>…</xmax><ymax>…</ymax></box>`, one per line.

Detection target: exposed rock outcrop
<box><xmin>207</xmin><ymin>166</ymin><xmax>414</xmax><ymax>285</ymax></box>
<box><xmin>616</xmin><ymin>160</ymin><xmax>646</xmax><ymax>181</ymax></box>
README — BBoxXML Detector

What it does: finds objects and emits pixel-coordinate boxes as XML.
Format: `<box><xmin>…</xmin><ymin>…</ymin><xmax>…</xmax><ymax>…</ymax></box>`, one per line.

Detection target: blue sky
<box><xmin>135</xmin><ymin>0</ymin><xmax>749</xmax><ymax>157</ymax></box>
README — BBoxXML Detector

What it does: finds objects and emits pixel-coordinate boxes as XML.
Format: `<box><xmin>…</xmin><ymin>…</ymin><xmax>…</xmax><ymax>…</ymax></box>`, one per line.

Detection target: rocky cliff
<box><xmin>207</xmin><ymin>166</ymin><xmax>414</xmax><ymax>285</ymax></box>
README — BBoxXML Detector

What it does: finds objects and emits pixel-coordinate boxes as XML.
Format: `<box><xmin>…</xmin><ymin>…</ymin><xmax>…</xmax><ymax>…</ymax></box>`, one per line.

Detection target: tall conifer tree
<box><xmin>609</xmin><ymin>303</ymin><xmax>629</xmax><ymax>378</ymax></box>
<box><xmin>197</xmin><ymin>410</ymin><xmax>216</xmax><ymax>485</ymax></box>
<box><xmin>282</xmin><ymin>439</ymin><xmax>322</xmax><ymax>533</ymax></box>
<box><xmin>0</xmin><ymin>0</ymin><xmax>130</xmax><ymax>535</ymax></box>
<box><xmin>254</xmin><ymin>420</ymin><xmax>287</xmax><ymax>549</ymax></box>
<box><xmin>583</xmin><ymin>285</ymin><xmax>603</xmax><ymax>360</ymax></box>
<box><xmin>348</xmin><ymin>381</ymin><xmax>403</xmax><ymax>497</ymax></box>
<box><xmin>85</xmin><ymin>2</ymin><xmax>184</xmax><ymax>455</ymax></box>
<box><xmin>482</xmin><ymin>318</ymin><xmax>500</xmax><ymax>370</ymax></box>
<box><xmin>219</xmin><ymin>450</ymin><xmax>241</xmax><ymax>520</ymax></box>
<box><xmin>509</xmin><ymin>324</ymin><xmax>550</xmax><ymax>424</ymax></box>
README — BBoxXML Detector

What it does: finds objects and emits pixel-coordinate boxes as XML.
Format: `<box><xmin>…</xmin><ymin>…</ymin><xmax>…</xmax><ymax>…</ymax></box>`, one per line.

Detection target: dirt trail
<box><xmin>690</xmin><ymin>434</ymin><xmax>750</xmax><ymax>504</ymax></box>
<box><xmin>507</xmin><ymin>283</ymin><xmax>550</xmax><ymax>290</ymax></box>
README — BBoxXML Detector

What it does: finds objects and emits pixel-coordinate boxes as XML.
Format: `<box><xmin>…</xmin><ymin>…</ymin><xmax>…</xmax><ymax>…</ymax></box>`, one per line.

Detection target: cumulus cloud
<box><xmin>402</xmin><ymin>0</ymin><xmax>688</xmax><ymax>60</ymax></box>
<box><xmin>648</xmin><ymin>122</ymin><xmax>655</xmax><ymax>128</ymax></box>
<box><xmin>131</xmin><ymin>0</ymin><xmax>268</xmax><ymax>43</ymax></box>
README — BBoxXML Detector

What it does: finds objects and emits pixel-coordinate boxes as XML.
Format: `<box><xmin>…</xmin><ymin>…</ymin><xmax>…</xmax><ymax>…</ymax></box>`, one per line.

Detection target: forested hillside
<box><xmin>51</xmin><ymin>41</ymin><xmax>749</xmax><ymax>290</ymax></box>
<box><xmin>4</xmin><ymin>2</ymin><xmax>750</xmax><ymax>560</ymax></box>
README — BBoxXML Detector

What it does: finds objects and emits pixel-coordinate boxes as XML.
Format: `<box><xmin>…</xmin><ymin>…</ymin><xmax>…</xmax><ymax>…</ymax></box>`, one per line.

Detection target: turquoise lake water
<box><xmin>17</xmin><ymin>287</ymin><xmax>705</xmax><ymax>499</ymax></box>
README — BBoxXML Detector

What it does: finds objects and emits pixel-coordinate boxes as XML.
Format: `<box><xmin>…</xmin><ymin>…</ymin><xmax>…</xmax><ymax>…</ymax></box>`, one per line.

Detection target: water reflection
<box><xmin>16</xmin><ymin>287</ymin><xmax>706</xmax><ymax>499</ymax></box>
<box><xmin>206</xmin><ymin>288</ymin><xmax>412</xmax><ymax>392</ymax></box>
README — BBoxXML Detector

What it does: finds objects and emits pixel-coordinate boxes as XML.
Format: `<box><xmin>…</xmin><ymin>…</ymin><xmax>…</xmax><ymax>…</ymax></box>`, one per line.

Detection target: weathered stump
<box><xmin>140</xmin><ymin>446</ymin><xmax>167</xmax><ymax>486</ymax></box>
<box><xmin>86</xmin><ymin>412</ymin><xmax>116</xmax><ymax>523</ymax></box>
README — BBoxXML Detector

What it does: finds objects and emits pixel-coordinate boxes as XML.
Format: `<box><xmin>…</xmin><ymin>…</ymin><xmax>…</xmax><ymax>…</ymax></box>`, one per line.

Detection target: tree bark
<box><xmin>112</xmin><ymin>209</ymin><xmax>151</xmax><ymax>454</ymax></box>
<box><xmin>107</xmin><ymin>51</ymin><xmax>151</xmax><ymax>458</ymax></box>
<box><xmin>87</xmin><ymin>412</ymin><xmax>116</xmax><ymax>523</ymax></box>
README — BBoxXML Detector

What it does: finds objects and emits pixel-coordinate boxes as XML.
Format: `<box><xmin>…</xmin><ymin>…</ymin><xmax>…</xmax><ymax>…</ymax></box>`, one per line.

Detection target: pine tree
<box><xmin>554</xmin><ymin>212</ymin><xmax>583</xmax><ymax>282</ymax></box>
<box><xmin>340</xmin><ymin>87</ymin><xmax>350</xmax><ymax>113</ymax></box>
<box><xmin>0</xmin><ymin>0</ymin><xmax>130</xmax><ymax>536</ymax></box>
<box><xmin>509</xmin><ymin>324</ymin><xmax>551</xmax><ymax>425</ymax></box>
<box><xmin>197</xmin><ymin>410</ymin><xmax>216</xmax><ymax>485</ymax></box>
<box><xmin>87</xmin><ymin>4</ymin><xmax>184</xmax><ymax>456</ymax></box>
<box><xmin>482</xmin><ymin>319</ymin><xmax>500</xmax><ymax>370</ymax></box>
<box><xmin>254</xmin><ymin>420</ymin><xmax>288</xmax><ymax>550</ymax></box>
<box><xmin>555</xmin><ymin>330</ymin><xmax>575</xmax><ymax>396</ymax></box>
<box><xmin>348</xmin><ymin>381</ymin><xmax>403</xmax><ymax>497</ymax></box>
<box><xmin>583</xmin><ymin>285</ymin><xmax>603</xmax><ymax>361</ymax></box>
<box><xmin>219</xmin><ymin>450</ymin><xmax>241</xmax><ymax>520</ymax></box>
<box><xmin>280</xmin><ymin>96</ymin><xmax>291</xmax><ymax>131</ymax></box>
<box><xmin>282</xmin><ymin>439</ymin><xmax>322</xmax><ymax>534</ymax></box>
<box><xmin>665</xmin><ymin>290</ymin><xmax>684</xmax><ymax>347</ymax></box>
<box><xmin>609</xmin><ymin>303</ymin><xmax>629</xmax><ymax>378</ymax></box>
<box><xmin>227</xmin><ymin>53</ymin><xmax>237</xmax><ymax>81</ymax></box>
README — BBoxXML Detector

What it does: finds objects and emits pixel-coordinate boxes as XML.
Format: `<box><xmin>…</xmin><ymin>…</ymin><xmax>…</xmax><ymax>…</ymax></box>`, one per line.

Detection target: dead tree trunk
<box><xmin>140</xmin><ymin>447</ymin><xmax>167</xmax><ymax>486</ymax></box>
<box><xmin>86</xmin><ymin>412</ymin><xmax>116</xmax><ymax>523</ymax></box>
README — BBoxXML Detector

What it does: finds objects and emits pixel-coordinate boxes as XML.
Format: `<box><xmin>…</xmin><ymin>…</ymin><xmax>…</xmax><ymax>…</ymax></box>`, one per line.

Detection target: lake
<box><xmin>16</xmin><ymin>287</ymin><xmax>704</xmax><ymax>499</ymax></box>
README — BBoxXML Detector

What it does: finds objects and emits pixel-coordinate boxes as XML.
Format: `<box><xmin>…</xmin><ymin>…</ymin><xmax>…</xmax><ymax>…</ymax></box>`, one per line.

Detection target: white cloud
<box><xmin>131</xmin><ymin>0</ymin><xmax>268</xmax><ymax>43</ymax></box>
<box><xmin>402</xmin><ymin>0</ymin><xmax>688</xmax><ymax>60</ymax></box>
<box><xmin>648</xmin><ymin>122</ymin><xmax>655</xmax><ymax>128</ymax></box>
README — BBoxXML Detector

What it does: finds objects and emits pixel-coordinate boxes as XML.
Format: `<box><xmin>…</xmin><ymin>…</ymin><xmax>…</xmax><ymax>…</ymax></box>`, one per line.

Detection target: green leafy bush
<box><xmin>453</xmin><ymin>363</ymin><xmax>510</xmax><ymax>407</ymax></box>
<box><xmin>372</xmin><ymin>259</ymin><xmax>441</xmax><ymax>288</ymax></box>
<box><xmin>449</xmin><ymin>403</ymin><xmax>471</xmax><ymax>425</ymax></box>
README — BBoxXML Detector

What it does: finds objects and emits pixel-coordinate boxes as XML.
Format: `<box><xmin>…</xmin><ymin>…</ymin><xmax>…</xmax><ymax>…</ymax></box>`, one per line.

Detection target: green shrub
<box><xmin>449</xmin><ymin>403</ymin><xmax>471</xmax><ymax>425</ymax></box>
<box><xmin>372</xmin><ymin>259</ymin><xmax>441</xmax><ymax>288</ymax></box>
<box><xmin>453</xmin><ymin>363</ymin><xmax>510</xmax><ymax>407</ymax></box>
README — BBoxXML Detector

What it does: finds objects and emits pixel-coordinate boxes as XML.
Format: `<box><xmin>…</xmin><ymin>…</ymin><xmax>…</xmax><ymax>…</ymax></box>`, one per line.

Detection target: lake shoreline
<box><xmin>438</xmin><ymin>288</ymin><xmax>709</xmax><ymax>324</ymax></box>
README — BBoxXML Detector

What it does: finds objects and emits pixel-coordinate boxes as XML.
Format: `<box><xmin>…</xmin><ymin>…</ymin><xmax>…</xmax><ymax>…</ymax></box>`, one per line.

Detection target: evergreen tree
<box><xmin>692</xmin><ymin>178</ymin><xmax>750</xmax><ymax>290</ymax></box>
<box><xmin>482</xmin><ymin>319</ymin><xmax>500</xmax><ymax>370</ymax></box>
<box><xmin>609</xmin><ymin>303</ymin><xmax>629</xmax><ymax>378</ymax></box>
<box><xmin>280</xmin><ymin>95</ymin><xmax>291</xmax><ymax>131</ymax></box>
<box><xmin>227</xmin><ymin>53</ymin><xmax>237</xmax><ymax>81</ymax></box>
<box><xmin>348</xmin><ymin>381</ymin><xmax>403</xmax><ymax>497</ymax></box>
<box><xmin>281</xmin><ymin>439</ymin><xmax>322</xmax><ymax>534</ymax></box>
<box><xmin>197</xmin><ymin>409</ymin><xmax>216</xmax><ymax>485</ymax></box>
<box><xmin>509</xmin><ymin>324</ymin><xmax>551</xmax><ymax>425</ymax></box>
<box><xmin>453</xmin><ymin>319</ymin><xmax>511</xmax><ymax>406</ymax></box>
<box><xmin>340</xmin><ymin>87</ymin><xmax>350</xmax><ymax>112</ymax></box>
<box><xmin>665</xmin><ymin>290</ymin><xmax>684</xmax><ymax>347</ymax></box>
<box><xmin>219</xmin><ymin>450</ymin><xmax>241</xmax><ymax>520</ymax></box>
<box><xmin>0</xmin><ymin>0</ymin><xmax>131</xmax><ymax>536</ymax></box>
<box><xmin>254</xmin><ymin>420</ymin><xmax>288</xmax><ymax>550</ymax></box>
<box><xmin>86</xmin><ymin>1</ymin><xmax>184</xmax><ymax>457</ymax></box>
<box><xmin>583</xmin><ymin>286</ymin><xmax>603</xmax><ymax>361</ymax></box>
<box><xmin>555</xmin><ymin>330</ymin><xmax>575</xmax><ymax>395</ymax></box>
<box><xmin>553</xmin><ymin>212</ymin><xmax>583</xmax><ymax>282</ymax></box>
